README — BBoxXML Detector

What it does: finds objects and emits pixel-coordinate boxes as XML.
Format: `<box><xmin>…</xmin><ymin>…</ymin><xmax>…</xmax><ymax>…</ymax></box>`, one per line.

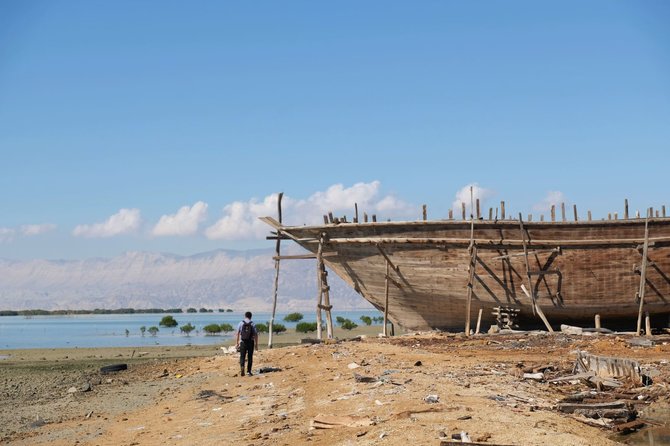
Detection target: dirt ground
<box><xmin>1</xmin><ymin>331</ymin><xmax>669</xmax><ymax>446</ymax></box>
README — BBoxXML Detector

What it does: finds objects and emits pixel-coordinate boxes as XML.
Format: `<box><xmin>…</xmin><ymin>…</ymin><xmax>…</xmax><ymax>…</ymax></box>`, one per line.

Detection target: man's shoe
<box><xmin>247</xmin><ymin>370</ymin><xmax>253</xmax><ymax>376</ymax></box>
<box><xmin>240</xmin><ymin>368</ymin><xmax>245</xmax><ymax>376</ymax></box>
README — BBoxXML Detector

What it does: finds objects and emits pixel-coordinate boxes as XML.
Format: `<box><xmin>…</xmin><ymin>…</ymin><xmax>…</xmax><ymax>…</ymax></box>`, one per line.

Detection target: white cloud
<box><xmin>0</xmin><ymin>227</ymin><xmax>15</xmax><ymax>243</ymax></box>
<box><xmin>152</xmin><ymin>201</ymin><xmax>208</xmax><ymax>236</ymax></box>
<box><xmin>533</xmin><ymin>191</ymin><xmax>566</xmax><ymax>212</ymax></box>
<box><xmin>20</xmin><ymin>223</ymin><xmax>56</xmax><ymax>236</ymax></box>
<box><xmin>72</xmin><ymin>209</ymin><xmax>142</xmax><ymax>238</ymax></box>
<box><xmin>205</xmin><ymin>181</ymin><xmax>414</xmax><ymax>240</ymax></box>
<box><xmin>451</xmin><ymin>183</ymin><xmax>495</xmax><ymax>217</ymax></box>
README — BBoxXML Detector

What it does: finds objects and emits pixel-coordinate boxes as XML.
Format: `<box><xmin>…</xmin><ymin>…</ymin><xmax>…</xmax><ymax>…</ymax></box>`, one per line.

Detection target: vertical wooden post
<box><xmin>528</xmin><ymin>214</ymin><xmax>532</xmax><ymax>222</ymax></box>
<box><xmin>328</xmin><ymin>212</ymin><xmax>334</xmax><ymax>223</ymax></box>
<box><xmin>551</xmin><ymin>205</ymin><xmax>556</xmax><ymax>222</ymax></box>
<box><xmin>608</xmin><ymin>213</ymin><xmax>612</xmax><ymax>220</ymax></box>
<box><xmin>500</xmin><ymin>201</ymin><xmax>506</xmax><ymax>220</ymax></box>
<box><xmin>624</xmin><ymin>199</ymin><xmax>629</xmax><ymax>220</ymax></box>
<box><xmin>488</xmin><ymin>208</ymin><xmax>493</xmax><ymax>220</ymax></box>
<box><xmin>475</xmin><ymin>308</ymin><xmax>483</xmax><ymax>335</ymax></box>
<box><xmin>315</xmin><ymin>238</ymin><xmax>324</xmax><ymax>340</ymax></box>
<box><xmin>268</xmin><ymin>192</ymin><xmax>284</xmax><ymax>348</ymax></box>
<box><xmin>656</xmin><ymin>210</ymin><xmax>660</xmax><ymax>218</ymax></box>
<box><xmin>561</xmin><ymin>203</ymin><xmax>566</xmax><ymax>222</ymax></box>
<box><xmin>383</xmin><ymin>260</ymin><xmax>389</xmax><ymax>337</ymax></box>
<box><xmin>649</xmin><ymin>207</ymin><xmax>654</xmax><ymax>218</ymax></box>
<box><xmin>354</xmin><ymin>203</ymin><xmax>359</xmax><ymax>223</ymax></box>
<box><xmin>461</xmin><ymin>202</ymin><xmax>466</xmax><ymax>220</ymax></box>
<box><xmin>448</xmin><ymin>209</ymin><xmax>453</xmax><ymax>220</ymax></box>
<box><xmin>636</xmin><ymin>217</ymin><xmax>650</xmax><ymax>336</ymax></box>
<box><xmin>595</xmin><ymin>314</ymin><xmax>601</xmax><ymax>330</ymax></box>
<box><xmin>588</xmin><ymin>210</ymin><xmax>592</xmax><ymax>221</ymax></box>
<box><xmin>573</xmin><ymin>205</ymin><xmax>578</xmax><ymax>222</ymax></box>
<box><xmin>614</xmin><ymin>212</ymin><xmax>618</xmax><ymax>220</ymax></box>
<box><xmin>663</xmin><ymin>205</ymin><xmax>666</xmax><ymax>217</ymax></box>
<box><xmin>476</xmin><ymin>199</ymin><xmax>481</xmax><ymax>219</ymax></box>
<box><xmin>519</xmin><ymin>213</ymin><xmax>554</xmax><ymax>332</ymax></box>
<box><xmin>540</xmin><ymin>215</ymin><xmax>544</xmax><ymax>222</ymax></box>
<box><xmin>422</xmin><ymin>204</ymin><xmax>427</xmax><ymax>221</ymax></box>
<box><xmin>464</xmin><ymin>246</ymin><xmax>477</xmax><ymax>336</ymax></box>
<box><xmin>364</xmin><ymin>212</ymin><xmax>368</xmax><ymax>223</ymax></box>
<box><xmin>372</xmin><ymin>214</ymin><xmax>377</xmax><ymax>222</ymax></box>
<box><xmin>645</xmin><ymin>312</ymin><xmax>651</xmax><ymax>337</ymax></box>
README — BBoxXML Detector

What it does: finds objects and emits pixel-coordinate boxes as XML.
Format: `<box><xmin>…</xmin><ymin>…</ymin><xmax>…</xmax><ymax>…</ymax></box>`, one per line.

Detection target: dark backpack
<box><xmin>240</xmin><ymin>321</ymin><xmax>253</xmax><ymax>341</ymax></box>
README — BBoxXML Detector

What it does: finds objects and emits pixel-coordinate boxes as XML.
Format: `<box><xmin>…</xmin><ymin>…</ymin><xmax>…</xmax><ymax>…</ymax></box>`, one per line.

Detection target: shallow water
<box><xmin>617</xmin><ymin>404</ymin><xmax>670</xmax><ymax>445</ymax></box>
<box><xmin>0</xmin><ymin>310</ymin><xmax>380</xmax><ymax>349</ymax></box>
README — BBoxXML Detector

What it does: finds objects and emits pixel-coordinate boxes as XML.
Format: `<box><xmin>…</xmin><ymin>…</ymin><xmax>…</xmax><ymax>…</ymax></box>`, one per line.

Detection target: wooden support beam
<box><xmin>489</xmin><ymin>208</ymin><xmax>493</xmax><ymax>220</ymax></box>
<box><xmin>595</xmin><ymin>314</ymin><xmax>601</xmax><ymax>330</ymax></box>
<box><xmin>551</xmin><ymin>205</ymin><xmax>556</xmax><ymax>222</ymax></box>
<box><xmin>422</xmin><ymin>204</ymin><xmax>427</xmax><ymax>221</ymax></box>
<box><xmin>636</xmin><ymin>217</ymin><xmax>650</xmax><ymax>336</ymax></box>
<box><xmin>645</xmin><ymin>312</ymin><xmax>651</xmax><ymax>337</ymax></box>
<box><xmin>527</xmin><ymin>213</ymin><xmax>532</xmax><ymax>222</ymax></box>
<box><xmin>476</xmin><ymin>199</ymin><xmax>481</xmax><ymax>219</ymax></box>
<box><xmin>385</xmin><ymin>274</ymin><xmax>402</xmax><ymax>289</ymax></box>
<box><xmin>519</xmin><ymin>213</ymin><xmax>554</xmax><ymax>333</ymax></box>
<box><xmin>588</xmin><ymin>210</ymin><xmax>592</xmax><ymax>221</ymax></box>
<box><xmin>540</xmin><ymin>215</ymin><xmax>544</xmax><ymax>222</ymax></box>
<box><xmin>614</xmin><ymin>212</ymin><xmax>618</xmax><ymax>220</ymax></box>
<box><xmin>475</xmin><ymin>308</ymin><xmax>483</xmax><ymax>335</ymax></box>
<box><xmin>500</xmin><ymin>201</ymin><xmax>506</xmax><ymax>220</ymax></box>
<box><xmin>465</xmin><ymin>245</ymin><xmax>478</xmax><ymax>336</ymax></box>
<box><xmin>561</xmin><ymin>202</ymin><xmax>566</xmax><ymax>222</ymax></box>
<box><xmin>663</xmin><ymin>205</ymin><xmax>666</xmax><ymax>218</ymax></box>
<box><xmin>268</xmin><ymin>192</ymin><xmax>284</xmax><ymax>348</ymax></box>
<box><xmin>272</xmin><ymin>253</ymin><xmax>338</xmax><ymax>260</ymax></box>
<box><xmin>376</xmin><ymin>244</ymin><xmax>400</xmax><ymax>273</ymax></box>
<box><xmin>461</xmin><ymin>202</ymin><xmax>466</xmax><ymax>220</ymax></box>
<box><xmin>573</xmin><ymin>204</ymin><xmax>578</xmax><ymax>222</ymax></box>
<box><xmin>372</xmin><ymin>214</ymin><xmax>377</xmax><ymax>222</ymax></box>
<box><xmin>448</xmin><ymin>209</ymin><xmax>453</xmax><ymax>220</ymax></box>
<box><xmin>316</xmin><ymin>238</ymin><xmax>324</xmax><ymax>340</ymax></box>
<box><xmin>383</xmin><ymin>260</ymin><xmax>389</xmax><ymax>337</ymax></box>
<box><xmin>364</xmin><ymin>212</ymin><xmax>368</xmax><ymax>223</ymax></box>
<box><xmin>354</xmin><ymin>203</ymin><xmax>359</xmax><ymax>223</ymax></box>
<box><xmin>624</xmin><ymin>199</ymin><xmax>629</xmax><ymax>220</ymax></box>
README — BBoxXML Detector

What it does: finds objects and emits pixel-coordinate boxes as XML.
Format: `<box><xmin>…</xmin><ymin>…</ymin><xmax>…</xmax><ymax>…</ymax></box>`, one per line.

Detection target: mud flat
<box><xmin>1</xmin><ymin>330</ymin><xmax>669</xmax><ymax>445</ymax></box>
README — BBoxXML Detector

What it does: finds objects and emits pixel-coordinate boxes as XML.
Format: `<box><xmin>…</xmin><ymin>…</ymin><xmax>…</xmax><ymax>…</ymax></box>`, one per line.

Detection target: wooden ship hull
<box><xmin>262</xmin><ymin>207</ymin><xmax>670</xmax><ymax>332</ymax></box>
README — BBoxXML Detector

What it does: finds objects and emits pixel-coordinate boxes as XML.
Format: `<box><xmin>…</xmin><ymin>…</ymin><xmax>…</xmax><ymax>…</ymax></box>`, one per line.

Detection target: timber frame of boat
<box><xmin>262</xmin><ymin>194</ymin><xmax>670</xmax><ymax>345</ymax></box>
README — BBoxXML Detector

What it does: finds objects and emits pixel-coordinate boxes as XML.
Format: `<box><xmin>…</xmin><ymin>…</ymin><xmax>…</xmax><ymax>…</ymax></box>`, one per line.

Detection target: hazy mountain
<box><xmin>0</xmin><ymin>248</ymin><xmax>370</xmax><ymax>311</ymax></box>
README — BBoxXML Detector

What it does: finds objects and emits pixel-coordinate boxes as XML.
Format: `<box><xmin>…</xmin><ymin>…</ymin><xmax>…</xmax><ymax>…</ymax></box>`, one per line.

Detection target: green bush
<box><xmin>272</xmin><ymin>323</ymin><xmax>287</xmax><ymax>333</ymax></box>
<box><xmin>219</xmin><ymin>323</ymin><xmax>234</xmax><ymax>333</ymax></box>
<box><xmin>203</xmin><ymin>324</ymin><xmax>222</xmax><ymax>335</ymax></box>
<box><xmin>180</xmin><ymin>323</ymin><xmax>195</xmax><ymax>335</ymax></box>
<box><xmin>296</xmin><ymin>322</ymin><xmax>318</xmax><ymax>333</ymax></box>
<box><xmin>255</xmin><ymin>323</ymin><xmax>269</xmax><ymax>333</ymax></box>
<box><xmin>336</xmin><ymin>316</ymin><xmax>346</xmax><ymax>324</ymax></box>
<box><xmin>360</xmin><ymin>316</ymin><xmax>372</xmax><ymax>326</ymax></box>
<box><xmin>283</xmin><ymin>312</ymin><xmax>304</xmax><ymax>322</ymax></box>
<box><xmin>148</xmin><ymin>326</ymin><xmax>159</xmax><ymax>336</ymax></box>
<box><xmin>186</xmin><ymin>307</ymin><xmax>197</xmax><ymax>313</ymax></box>
<box><xmin>341</xmin><ymin>320</ymin><xmax>358</xmax><ymax>330</ymax></box>
<box><xmin>159</xmin><ymin>315</ymin><xmax>178</xmax><ymax>328</ymax></box>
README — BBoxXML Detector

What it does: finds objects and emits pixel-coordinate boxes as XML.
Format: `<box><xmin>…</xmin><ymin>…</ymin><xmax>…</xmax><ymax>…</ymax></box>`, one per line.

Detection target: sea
<box><xmin>0</xmin><ymin>310</ymin><xmax>382</xmax><ymax>350</ymax></box>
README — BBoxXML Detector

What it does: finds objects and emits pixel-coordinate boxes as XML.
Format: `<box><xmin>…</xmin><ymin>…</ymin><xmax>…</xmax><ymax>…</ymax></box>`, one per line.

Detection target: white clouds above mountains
<box><xmin>533</xmin><ymin>191</ymin><xmax>566</xmax><ymax>212</ymax></box>
<box><xmin>452</xmin><ymin>183</ymin><xmax>495</xmax><ymax>216</ymax></box>
<box><xmin>72</xmin><ymin>209</ymin><xmax>141</xmax><ymax>238</ymax></box>
<box><xmin>152</xmin><ymin>201</ymin><xmax>208</xmax><ymax>236</ymax></box>
<box><xmin>0</xmin><ymin>227</ymin><xmax>15</xmax><ymax>243</ymax></box>
<box><xmin>20</xmin><ymin>223</ymin><xmax>56</xmax><ymax>236</ymax></box>
<box><xmin>205</xmin><ymin>181</ymin><xmax>413</xmax><ymax>240</ymax></box>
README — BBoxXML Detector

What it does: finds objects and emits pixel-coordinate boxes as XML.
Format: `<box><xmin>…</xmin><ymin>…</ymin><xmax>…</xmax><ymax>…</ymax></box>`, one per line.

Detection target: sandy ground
<box><xmin>1</xmin><ymin>329</ymin><xmax>669</xmax><ymax>446</ymax></box>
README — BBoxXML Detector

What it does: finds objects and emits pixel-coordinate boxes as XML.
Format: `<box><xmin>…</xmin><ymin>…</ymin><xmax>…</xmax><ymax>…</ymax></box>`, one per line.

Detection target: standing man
<box><xmin>235</xmin><ymin>311</ymin><xmax>258</xmax><ymax>376</ymax></box>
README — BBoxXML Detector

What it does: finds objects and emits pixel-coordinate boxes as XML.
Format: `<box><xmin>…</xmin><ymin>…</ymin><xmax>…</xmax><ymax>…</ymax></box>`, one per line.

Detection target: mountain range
<box><xmin>0</xmin><ymin>248</ymin><xmax>369</xmax><ymax>311</ymax></box>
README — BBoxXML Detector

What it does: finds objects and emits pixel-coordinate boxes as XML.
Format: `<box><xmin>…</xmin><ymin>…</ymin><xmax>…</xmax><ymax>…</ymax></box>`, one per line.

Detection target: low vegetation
<box><xmin>296</xmin><ymin>322</ymin><xmax>318</xmax><ymax>333</ymax></box>
<box><xmin>283</xmin><ymin>312</ymin><xmax>304</xmax><ymax>322</ymax></box>
<box><xmin>159</xmin><ymin>315</ymin><xmax>178</xmax><ymax>328</ymax></box>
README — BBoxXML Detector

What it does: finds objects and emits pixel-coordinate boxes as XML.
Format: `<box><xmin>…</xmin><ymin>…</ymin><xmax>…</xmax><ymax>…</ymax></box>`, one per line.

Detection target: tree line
<box><xmin>0</xmin><ymin>307</ymin><xmax>235</xmax><ymax>316</ymax></box>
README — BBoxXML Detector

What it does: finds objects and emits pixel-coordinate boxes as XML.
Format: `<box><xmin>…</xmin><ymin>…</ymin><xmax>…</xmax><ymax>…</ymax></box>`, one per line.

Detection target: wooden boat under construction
<box><xmin>261</xmin><ymin>202</ymin><xmax>670</xmax><ymax>333</ymax></box>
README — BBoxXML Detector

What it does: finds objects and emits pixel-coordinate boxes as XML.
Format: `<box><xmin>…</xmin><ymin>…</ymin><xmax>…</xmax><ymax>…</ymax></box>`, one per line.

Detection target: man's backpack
<box><xmin>240</xmin><ymin>321</ymin><xmax>253</xmax><ymax>341</ymax></box>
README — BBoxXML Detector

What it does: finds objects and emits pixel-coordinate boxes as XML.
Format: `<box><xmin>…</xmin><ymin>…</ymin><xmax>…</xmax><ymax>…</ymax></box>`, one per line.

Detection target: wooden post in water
<box><xmin>383</xmin><ymin>260</ymin><xmax>389</xmax><ymax>337</ymax></box>
<box><xmin>636</xmin><ymin>217</ymin><xmax>650</xmax><ymax>336</ymax></box>
<box><xmin>268</xmin><ymin>192</ymin><xmax>284</xmax><ymax>348</ymax></box>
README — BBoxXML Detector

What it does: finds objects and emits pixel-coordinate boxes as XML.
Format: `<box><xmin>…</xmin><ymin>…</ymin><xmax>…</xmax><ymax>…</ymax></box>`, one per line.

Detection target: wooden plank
<box><xmin>490</xmin><ymin>247</ymin><xmax>560</xmax><ymax>260</ymax></box>
<box><xmin>636</xmin><ymin>217</ymin><xmax>650</xmax><ymax>336</ymax></box>
<box><xmin>475</xmin><ymin>308</ymin><xmax>483</xmax><ymax>334</ymax></box>
<box><xmin>465</xmin><ymin>245</ymin><xmax>477</xmax><ymax>336</ymax></box>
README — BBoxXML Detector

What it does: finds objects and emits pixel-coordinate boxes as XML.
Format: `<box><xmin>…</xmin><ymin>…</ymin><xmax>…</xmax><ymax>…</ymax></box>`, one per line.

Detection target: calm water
<box><xmin>0</xmin><ymin>310</ymin><xmax>380</xmax><ymax>349</ymax></box>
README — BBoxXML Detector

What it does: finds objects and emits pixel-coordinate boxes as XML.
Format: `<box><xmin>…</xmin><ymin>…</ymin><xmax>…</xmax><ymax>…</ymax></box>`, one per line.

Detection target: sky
<box><xmin>1</xmin><ymin>1</ymin><xmax>669</xmax><ymax>260</ymax></box>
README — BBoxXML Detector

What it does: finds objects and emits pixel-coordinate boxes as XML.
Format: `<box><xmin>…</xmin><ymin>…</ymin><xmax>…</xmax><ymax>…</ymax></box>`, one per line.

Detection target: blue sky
<box><xmin>1</xmin><ymin>1</ymin><xmax>669</xmax><ymax>260</ymax></box>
